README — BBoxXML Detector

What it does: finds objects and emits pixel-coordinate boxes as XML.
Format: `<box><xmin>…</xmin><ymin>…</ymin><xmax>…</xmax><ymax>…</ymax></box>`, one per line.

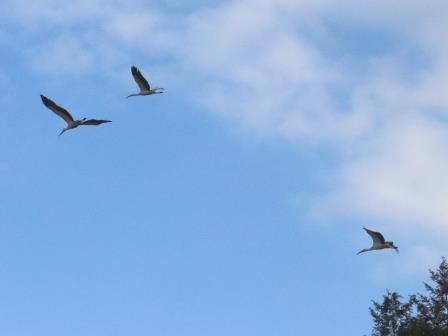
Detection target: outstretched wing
<box><xmin>131</xmin><ymin>66</ymin><xmax>150</xmax><ymax>91</ymax></box>
<box><xmin>40</xmin><ymin>95</ymin><xmax>74</xmax><ymax>124</ymax></box>
<box><xmin>363</xmin><ymin>227</ymin><xmax>385</xmax><ymax>245</ymax></box>
<box><xmin>81</xmin><ymin>119</ymin><xmax>112</xmax><ymax>125</ymax></box>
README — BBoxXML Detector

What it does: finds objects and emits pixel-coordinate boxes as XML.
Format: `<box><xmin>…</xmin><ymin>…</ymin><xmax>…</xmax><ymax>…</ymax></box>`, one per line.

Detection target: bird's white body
<box><xmin>61</xmin><ymin>119</ymin><xmax>84</xmax><ymax>135</ymax></box>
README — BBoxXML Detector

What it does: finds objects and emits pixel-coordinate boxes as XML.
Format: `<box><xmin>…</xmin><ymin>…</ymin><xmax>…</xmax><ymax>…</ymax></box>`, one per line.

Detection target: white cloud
<box><xmin>369</xmin><ymin>245</ymin><xmax>444</xmax><ymax>284</ymax></box>
<box><xmin>172</xmin><ymin>1</ymin><xmax>370</xmax><ymax>143</ymax></box>
<box><xmin>318</xmin><ymin>117</ymin><xmax>448</xmax><ymax>231</ymax></box>
<box><xmin>168</xmin><ymin>0</ymin><xmax>448</xmax><ymax>276</ymax></box>
<box><xmin>402</xmin><ymin>246</ymin><xmax>443</xmax><ymax>276</ymax></box>
<box><xmin>25</xmin><ymin>35</ymin><xmax>95</xmax><ymax>75</ymax></box>
<box><xmin>107</xmin><ymin>12</ymin><xmax>158</xmax><ymax>43</ymax></box>
<box><xmin>4</xmin><ymin>0</ymin><xmax>111</xmax><ymax>26</ymax></box>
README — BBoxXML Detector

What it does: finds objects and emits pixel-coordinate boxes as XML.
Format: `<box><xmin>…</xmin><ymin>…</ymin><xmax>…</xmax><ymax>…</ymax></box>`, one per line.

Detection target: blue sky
<box><xmin>1</xmin><ymin>0</ymin><xmax>448</xmax><ymax>335</ymax></box>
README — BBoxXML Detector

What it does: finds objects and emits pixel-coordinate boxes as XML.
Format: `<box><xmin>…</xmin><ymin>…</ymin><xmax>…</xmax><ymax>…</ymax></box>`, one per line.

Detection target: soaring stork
<box><xmin>40</xmin><ymin>95</ymin><xmax>111</xmax><ymax>136</ymax></box>
<box><xmin>127</xmin><ymin>65</ymin><xmax>164</xmax><ymax>98</ymax></box>
<box><xmin>357</xmin><ymin>227</ymin><xmax>399</xmax><ymax>254</ymax></box>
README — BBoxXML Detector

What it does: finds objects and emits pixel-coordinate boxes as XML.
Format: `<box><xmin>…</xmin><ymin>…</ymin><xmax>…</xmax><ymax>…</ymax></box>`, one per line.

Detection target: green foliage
<box><xmin>369</xmin><ymin>257</ymin><xmax>448</xmax><ymax>336</ymax></box>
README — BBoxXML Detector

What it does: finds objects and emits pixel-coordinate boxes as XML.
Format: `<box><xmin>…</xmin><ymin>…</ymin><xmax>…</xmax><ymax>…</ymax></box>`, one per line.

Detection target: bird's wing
<box><xmin>363</xmin><ymin>227</ymin><xmax>386</xmax><ymax>244</ymax></box>
<box><xmin>131</xmin><ymin>66</ymin><xmax>150</xmax><ymax>91</ymax></box>
<box><xmin>40</xmin><ymin>95</ymin><xmax>74</xmax><ymax>124</ymax></box>
<box><xmin>81</xmin><ymin>119</ymin><xmax>112</xmax><ymax>125</ymax></box>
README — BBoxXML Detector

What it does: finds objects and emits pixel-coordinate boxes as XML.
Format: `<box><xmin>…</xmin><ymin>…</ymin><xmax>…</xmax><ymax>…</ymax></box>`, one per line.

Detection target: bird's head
<box><xmin>387</xmin><ymin>241</ymin><xmax>399</xmax><ymax>253</ymax></box>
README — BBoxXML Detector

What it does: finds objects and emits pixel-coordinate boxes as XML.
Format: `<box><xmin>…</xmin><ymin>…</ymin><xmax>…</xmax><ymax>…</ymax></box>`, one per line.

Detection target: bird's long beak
<box><xmin>393</xmin><ymin>246</ymin><xmax>399</xmax><ymax>253</ymax></box>
<box><xmin>59</xmin><ymin>129</ymin><xmax>66</xmax><ymax>136</ymax></box>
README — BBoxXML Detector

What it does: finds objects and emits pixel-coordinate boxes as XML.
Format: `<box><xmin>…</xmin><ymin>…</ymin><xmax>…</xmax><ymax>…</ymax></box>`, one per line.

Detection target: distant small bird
<box><xmin>40</xmin><ymin>95</ymin><xmax>111</xmax><ymax>136</ymax></box>
<box><xmin>127</xmin><ymin>65</ymin><xmax>164</xmax><ymax>98</ymax></box>
<box><xmin>357</xmin><ymin>227</ymin><xmax>399</xmax><ymax>254</ymax></box>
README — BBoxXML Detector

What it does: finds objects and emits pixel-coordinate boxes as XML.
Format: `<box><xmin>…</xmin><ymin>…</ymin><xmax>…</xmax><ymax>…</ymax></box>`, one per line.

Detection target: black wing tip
<box><xmin>40</xmin><ymin>94</ymin><xmax>52</xmax><ymax>106</ymax></box>
<box><xmin>81</xmin><ymin>119</ymin><xmax>112</xmax><ymax>125</ymax></box>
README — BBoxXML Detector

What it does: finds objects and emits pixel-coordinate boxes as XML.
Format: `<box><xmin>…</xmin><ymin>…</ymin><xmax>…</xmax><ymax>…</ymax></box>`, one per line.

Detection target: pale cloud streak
<box><xmin>25</xmin><ymin>35</ymin><xmax>95</xmax><ymax>75</ymax></box>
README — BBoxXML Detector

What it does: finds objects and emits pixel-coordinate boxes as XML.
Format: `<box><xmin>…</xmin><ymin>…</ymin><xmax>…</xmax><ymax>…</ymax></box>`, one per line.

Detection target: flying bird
<box><xmin>127</xmin><ymin>65</ymin><xmax>164</xmax><ymax>98</ymax></box>
<box><xmin>357</xmin><ymin>227</ymin><xmax>399</xmax><ymax>255</ymax></box>
<box><xmin>40</xmin><ymin>95</ymin><xmax>111</xmax><ymax>136</ymax></box>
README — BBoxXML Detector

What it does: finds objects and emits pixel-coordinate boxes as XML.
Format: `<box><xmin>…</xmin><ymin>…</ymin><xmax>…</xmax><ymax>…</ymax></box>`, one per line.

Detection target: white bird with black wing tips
<box><xmin>40</xmin><ymin>95</ymin><xmax>111</xmax><ymax>136</ymax></box>
<box><xmin>357</xmin><ymin>227</ymin><xmax>399</xmax><ymax>254</ymax></box>
<box><xmin>127</xmin><ymin>65</ymin><xmax>164</xmax><ymax>98</ymax></box>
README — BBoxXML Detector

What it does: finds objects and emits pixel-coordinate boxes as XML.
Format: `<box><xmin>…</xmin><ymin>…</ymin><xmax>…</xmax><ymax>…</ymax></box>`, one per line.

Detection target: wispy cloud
<box><xmin>369</xmin><ymin>245</ymin><xmax>444</xmax><ymax>284</ymax></box>
<box><xmin>171</xmin><ymin>0</ymin><xmax>448</xmax><ymax>276</ymax></box>
<box><xmin>25</xmin><ymin>35</ymin><xmax>95</xmax><ymax>75</ymax></box>
<box><xmin>327</xmin><ymin>117</ymin><xmax>448</xmax><ymax>231</ymax></box>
